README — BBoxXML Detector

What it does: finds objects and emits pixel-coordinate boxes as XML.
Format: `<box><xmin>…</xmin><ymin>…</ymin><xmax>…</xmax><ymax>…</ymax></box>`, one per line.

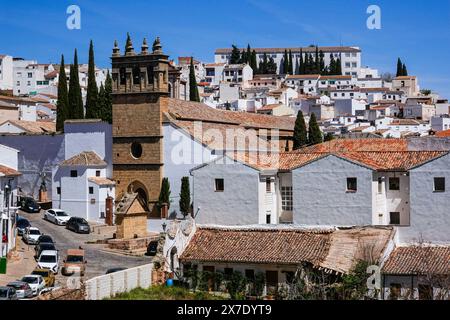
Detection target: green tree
<box><xmin>68</xmin><ymin>49</ymin><xmax>84</xmax><ymax>119</ymax></box>
<box><xmin>308</xmin><ymin>113</ymin><xmax>323</xmax><ymax>145</ymax></box>
<box><xmin>319</xmin><ymin>50</ymin><xmax>325</xmax><ymax>74</ymax></box>
<box><xmin>267</xmin><ymin>57</ymin><xmax>277</xmax><ymax>74</ymax></box>
<box><xmin>329</xmin><ymin>54</ymin><xmax>336</xmax><ymax>75</ymax></box>
<box><xmin>250</xmin><ymin>50</ymin><xmax>258</xmax><ymax>73</ymax></box>
<box><xmin>299</xmin><ymin>49</ymin><xmax>304</xmax><ymax>74</ymax></box>
<box><xmin>283</xmin><ymin>49</ymin><xmax>289</xmax><ymax>74</ymax></box>
<box><xmin>293</xmin><ymin>111</ymin><xmax>308</xmax><ymax>150</ymax></box>
<box><xmin>230</xmin><ymin>45</ymin><xmax>241</xmax><ymax>64</ymax></box>
<box><xmin>396</xmin><ymin>58</ymin><xmax>403</xmax><ymax>77</ymax></box>
<box><xmin>260</xmin><ymin>53</ymin><xmax>269</xmax><ymax>74</ymax></box>
<box><xmin>102</xmin><ymin>71</ymin><xmax>113</xmax><ymax>123</ymax></box>
<box><xmin>240</xmin><ymin>49</ymin><xmax>247</xmax><ymax>64</ymax></box>
<box><xmin>314</xmin><ymin>46</ymin><xmax>320</xmax><ymax>74</ymax></box>
<box><xmin>336</xmin><ymin>58</ymin><xmax>342</xmax><ymax>75</ymax></box>
<box><xmin>85</xmin><ymin>40</ymin><xmax>99</xmax><ymax>119</ymax></box>
<box><xmin>402</xmin><ymin>63</ymin><xmax>408</xmax><ymax>76</ymax></box>
<box><xmin>288</xmin><ymin>50</ymin><xmax>293</xmax><ymax>75</ymax></box>
<box><xmin>56</xmin><ymin>55</ymin><xmax>69</xmax><ymax>132</ymax></box>
<box><xmin>189</xmin><ymin>57</ymin><xmax>200</xmax><ymax>102</ymax></box>
<box><xmin>304</xmin><ymin>54</ymin><xmax>310</xmax><ymax>74</ymax></box>
<box><xmin>179</xmin><ymin>177</ymin><xmax>191</xmax><ymax>218</ymax></box>
<box><xmin>246</xmin><ymin>44</ymin><xmax>251</xmax><ymax>64</ymax></box>
<box><xmin>324</xmin><ymin>132</ymin><xmax>334</xmax><ymax>142</ymax></box>
<box><xmin>158</xmin><ymin>177</ymin><xmax>171</xmax><ymax>210</ymax></box>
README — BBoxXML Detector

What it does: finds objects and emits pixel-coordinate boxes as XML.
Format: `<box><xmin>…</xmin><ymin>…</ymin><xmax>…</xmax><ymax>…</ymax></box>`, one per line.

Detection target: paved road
<box><xmin>18</xmin><ymin>210</ymin><xmax>152</xmax><ymax>287</ymax></box>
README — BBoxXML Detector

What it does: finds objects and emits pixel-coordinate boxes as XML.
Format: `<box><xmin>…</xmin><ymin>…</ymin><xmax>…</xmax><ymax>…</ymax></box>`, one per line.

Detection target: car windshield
<box><xmin>7</xmin><ymin>283</ymin><xmax>22</xmax><ymax>289</ymax></box>
<box><xmin>40</xmin><ymin>255</ymin><xmax>56</xmax><ymax>263</ymax></box>
<box><xmin>32</xmin><ymin>271</ymin><xmax>49</xmax><ymax>277</ymax></box>
<box><xmin>66</xmin><ymin>255</ymin><xmax>83</xmax><ymax>263</ymax></box>
<box><xmin>0</xmin><ymin>288</ymin><xmax>8</xmax><ymax>297</ymax></box>
<box><xmin>56</xmin><ymin>211</ymin><xmax>68</xmax><ymax>217</ymax></box>
<box><xmin>40</xmin><ymin>244</ymin><xmax>56</xmax><ymax>251</ymax></box>
<box><xmin>29</xmin><ymin>229</ymin><xmax>40</xmax><ymax>235</ymax></box>
<box><xmin>78</xmin><ymin>219</ymin><xmax>88</xmax><ymax>224</ymax></box>
<box><xmin>21</xmin><ymin>277</ymin><xmax>38</xmax><ymax>284</ymax></box>
<box><xmin>39</xmin><ymin>236</ymin><xmax>53</xmax><ymax>243</ymax></box>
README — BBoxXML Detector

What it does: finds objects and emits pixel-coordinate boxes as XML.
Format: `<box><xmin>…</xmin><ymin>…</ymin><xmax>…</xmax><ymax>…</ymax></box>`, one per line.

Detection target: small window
<box><xmin>215</xmin><ymin>179</ymin><xmax>224</xmax><ymax>192</ymax></box>
<box><xmin>224</xmin><ymin>268</ymin><xmax>233</xmax><ymax>279</ymax></box>
<box><xmin>389</xmin><ymin>212</ymin><xmax>400</xmax><ymax>225</ymax></box>
<box><xmin>245</xmin><ymin>269</ymin><xmax>255</xmax><ymax>280</ymax></box>
<box><xmin>266</xmin><ymin>178</ymin><xmax>271</xmax><ymax>193</ymax></box>
<box><xmin>434</xmin><ymin>177</ymin><xmax>445</xmax><ymax>192</ymax></box>
<box><xmin>89</xmin><ymin>187</ymin><xmax>94</xmax><ymax>194</ymax></box>
<box><xmin>347</xmin><ymin>178</ymin><xmax>357</xmax><ymax>192</ymax></box>
<box><xmin>131</xmin><ymin>142</ymin><xmax>143</xmax><ymax>159</ymax></box>
<box><xmin>389</xmin><ymin>177</ymin><xmax>400</xmax><ymax>191</ymax></box>
<box><xmin>96</xmin><ymin>170</ymin><xmax>101</xmax><ymax>177</ymax></box>
<box><xmin>378</xmin><ymin>177</ymin><xmax>383</xmax><ymax>194</ymax></box>
<box><xmin>70</xmin><ymin>170</ymin><xmax>78</xmax><ymax>178</ymax></box>
<box><xmin>266</xmin><ymin>214</ymin><xmax>271</xmax><ymax>224</ymax></box>
<box><xmin>56</xmin><ymin>187</ymin><xmax>61</xmax><ymax>195</ymax></box>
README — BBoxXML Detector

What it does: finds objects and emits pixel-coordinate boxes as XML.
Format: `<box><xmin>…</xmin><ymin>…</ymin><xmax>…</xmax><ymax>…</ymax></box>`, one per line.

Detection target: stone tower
<box><xmin>111</xmin><ymin>34</ymin><xmax>169</xmax><ymax>216</ymax></box>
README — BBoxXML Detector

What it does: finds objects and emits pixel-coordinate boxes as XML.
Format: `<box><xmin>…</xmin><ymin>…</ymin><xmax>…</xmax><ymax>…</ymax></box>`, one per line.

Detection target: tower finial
<box><xmin>141</xmin><ymin>37</ymin><xmax>149</xmax><ymax>55</ymax></box>
<box><xmin>112</xmin><ymin>40</ymin><xmax>120</xmax><ymax>57</ymax></box>
<box><xmin>152</xmin><ymin>36</ymin><xmax>162</xmax><ymax>54</ymax></box>
<box><xmin>125</xmin><ymin>32</ymin><xmax>135</xmax><ymax>56</ymax></box>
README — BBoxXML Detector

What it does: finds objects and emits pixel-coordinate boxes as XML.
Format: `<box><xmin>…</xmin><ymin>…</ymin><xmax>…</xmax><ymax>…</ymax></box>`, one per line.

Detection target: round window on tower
<box><xmin>130</xmin><ymin>142</ymin><xmax>143</xmax><ymax>159</ymax></box>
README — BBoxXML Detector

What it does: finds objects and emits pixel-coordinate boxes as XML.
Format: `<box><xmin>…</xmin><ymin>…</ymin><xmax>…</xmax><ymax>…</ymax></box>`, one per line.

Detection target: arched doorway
<box><xmin>127</xmin><ymin>181</ymin><xmax>149</xmax><ymax>212</ymax></box>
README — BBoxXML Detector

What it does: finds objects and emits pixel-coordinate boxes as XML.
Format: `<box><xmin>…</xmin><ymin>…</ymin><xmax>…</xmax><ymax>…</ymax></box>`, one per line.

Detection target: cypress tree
<box><xmin>319</xmin><ymin>50</ymin><xmax>325</xmax><ymax>75</ymax></box>
<box><xmin>103</xmin><ymin>71</ymin><xmax>113</xmax><ymax>124</ymax></box>
<box><xmin>246</xmin><ymin>44</ymin><xmax>251</xmax><ymax>64</ymax></box>
<box><xmin>308</xmin><ymin>113</ymin><xmax>323</xmax><ymax>145</ymax></box>
<box><xmin>85</xmin><ymin>40</ymin><xmax>99</xmax><ymax>119</ymax></box>
<box><xmin>56</xmin><ymin>55</ymin><xmax>69</xmax><ymax>132</ymax></box>
<box><xmin>97</xmin><ymin>83</ymin><xmax>106</xmax><ymax>122</ymax></box>
<box><xmin>402</xmin><ymin>63</ymin><xmax>408</xmax><ymax>76</ymax></box>
<box><xmin>283</xmin><ymin>49</ymin><xmax>289</xmax><ymax>74</ymax></box>
<box><xmin>158</xmin><ymin>177</ymin><xmax>171</xmax><ymax>209</ymax></box>
<box><xmin>230</xmin><ymin>45</ymin><xmax>241</xmax><ymax>64</ymax></box>
<box><xmin>315</xmin><ymin>46</ymin><xmax>320</xmax><ymax>74</ymax></box>
<box><xmin>240</xmin><ymin>49</ymin><xmax>247</xmax><ymax>64</ymax></box>
<box><xmin>189</xmin><ymin>57</ymin><xmax>200</xmax><ymax>102</ymax></box>
<box><xmin>304</xmin><ymin>54</ymin><xmax>310</xmax><ymax>74</ymax></box>
<box><xmin>68</xmin><ymin>49</ymin><xmax>84</xmax><ymax>119</ymax></box>
<box><xmin>396</xmin><ymin>58</ymin><xmax>403</xmax><ymax>77</ymax></box>
<box><xmin>329</xmin><ymin>54</ymin><xmax>336</xmax><ymax>75</ymax></box>
<box><xmin>299</xmin><ymin>49</ymin><xmax>304</xmax><ymax>74</ymax></box>
<box><xmin>250</xmin><ymin>50</ymin><xmax>258</xmax><ymax>73</ymax></box>
<box><xmin>267</xmin><ymin>57</ymin><xmax>277</xmax><ymax>74</ymax></box>
<box><xmin>293</xmin><ymin>111</ymin><xmax>308</xmax><ymax>150</ymax></box>
<box><xmin>261</xmin><ymin>53</ymin><xmax>268</xmax><ymax>74</ymax></box>
<box><xmin>179</xmin><ymin>176</ymin><xmax>191</xmax><ymax>218</ymax></box>
<box><xmin>336</xmin><ymin>57</ymin><xmax>342</xmax><ymax>75</ymax></box>
<box><xmin>288</xmin><ymin>50</ymin><xmax>293</xmax><ymax>75</ymax></box>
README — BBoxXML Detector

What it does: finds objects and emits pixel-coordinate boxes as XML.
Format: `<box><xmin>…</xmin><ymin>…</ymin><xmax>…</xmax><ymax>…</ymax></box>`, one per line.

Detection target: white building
<box><xmin>13</xmin><ymin>59</ymin><xmax>55</xmax><ymax>96</ymax></box>
<box><xmin>215</xmin><ymin>46</ymin><xmax>362</xmax><ymax>76</ymax></box>
<box><xmin>0</xmin><ymin>55</ymin><xmax>14</xmax><ymax>90</ymax></box>
<box><xmin>223</xmin><ymin>64</ymin><xmax>253</xmax><ymax>86</ymax></box>
<box><xmin>431</xmin><ymin>116</ymin><xmax>450</xmax><ymax>132</ymax></box>
<box><xmin>285</xmin><ymin>74</ymin><xmax>320</xmax><ymax>95</ymax></box>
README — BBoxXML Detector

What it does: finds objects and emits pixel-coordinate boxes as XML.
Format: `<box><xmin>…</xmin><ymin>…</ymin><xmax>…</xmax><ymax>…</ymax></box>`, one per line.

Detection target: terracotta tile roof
<box><xmin>435</xmin><ymin>129</ymin><xmax>450</xmax><ymax>137</ymax></box>
<box><xmin>258</xmin><ymin>104</ymin><xmax>283</xmax><ymax>111</ymax></box>
<box><xmin>0</xmin><ymin>95</ymin><xmax>36</xmax><ymax>104</ymax></box>
<box><xmin>88</xmin><ymin>177</ymin><xmax>116</xmax><ymax>186</ymax></box>
<box><xmin>382</xmin><ymin>246</ymin><xmax>450</xmax><ymax>275</ymax></box>
<box><xmin>0</xmin><ymin>120</ymin><xmax>56</xmax><ymax>134</ymax></box>
<box><xmin>60</xmin><ymin>151</ymin><xmax>107</xmax><ymax>167</ymax></box>
<box><xmin>180</xmin><ymin>226</ymin><xmax>394</xmax><ymax>274</ymax></box>
<box><xmin>205</xmin><ymin>63</ymin><xmax>226</xmax><ymax>67</ymax></box>
<box><xmin>0</xmin><ymin>165</ymin><xmax>21</xmax><ymax>177</ymax></box>
<box><xmin>40</xmin><ymin>103</ymin><xmax>56</xmax><ymax>110</ymax></box>
<box><xmin>38</xmin><ymin>93</ymin><xmax>58</xmax><ymax>99</ymax></box>
<box><xmin>286</xmin><ymin>74</ymin><xmax>320</xmax><ymax>80</ymax></box>
<box><xmin>44</xmin><ymin>70</ymin><xmax>58</xmax><ymax>79</ymax></box>
<box><xmin>0</xmin><ymin>100</ymin><xmax>18</xmax><ymax>109</ymax></box>
<box><xmin>180</xmin><ymin>227</ymin><xmax>331</xmax><ymax>266</ymax></box>
<box><xmin>390</xmin><ymin>119</ymin><xmax>424</xmax><ymax>126</ymax></box>
<box><xmin>164</xmin><ymin>98</ymin><xmax>295</xmax><ymax>132</ymax></box>
<box><xmin>215</xmin><ymin>46</ymin><xmax>361</xmax><ymax>54</ymax></box>
<box><xmin>319</xmin><ymin>75</ymin><xmax>352</xmax><ymax>80</ymax></box>
<box><xmin>30</xmin><ymin>97</ymin><xmax>50</xmax><ymax>103</ymax></box>
<box><xmin>295</xmin><ymin>139</ymin><xmax>409</xmax><ymax>153</ymax></box>
<box><xmin>394</xmin><ymin>76</ymin><xmax>417</xmax><ymax>80</ymax></box>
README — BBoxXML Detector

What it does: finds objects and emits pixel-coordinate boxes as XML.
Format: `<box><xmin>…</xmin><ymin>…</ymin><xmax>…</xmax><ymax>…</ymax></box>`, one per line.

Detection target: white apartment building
<box><xmin>13</xmin><ymin>59</ymin><xmax>55</xmax><ymax>96</ymax></box>
<box><xmin>204</xmin><ymin>63</ymin><xmax>225</xmax><ymax>86</ymax></box>
<box><xmin>0</xmin><ymin>55</ymin><xmax>14</xmax><ymax>90</ymax></box>
<box><xmin>215</xmin><ymin>46</ymin><xmax>362</xmax><ymax>76</ymax></box>
<box><xmin>285</xmin><ymin>74</ymin><xmax>320</xmax><ymax>94</ymax></box>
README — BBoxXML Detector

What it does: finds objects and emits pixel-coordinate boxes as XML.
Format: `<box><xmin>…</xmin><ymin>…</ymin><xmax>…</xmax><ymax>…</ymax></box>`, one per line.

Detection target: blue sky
<box><xmin>1</xmin><ymin>0</ymin><xmax>450</xmax><ymax>96</ymax></box>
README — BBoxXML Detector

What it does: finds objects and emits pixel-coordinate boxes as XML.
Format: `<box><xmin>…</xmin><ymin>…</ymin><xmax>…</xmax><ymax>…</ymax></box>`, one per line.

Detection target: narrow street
<box><xmin>10</xmin><ymin>210</ymin><xmax>152</xmax><ymax>287</ymax></box>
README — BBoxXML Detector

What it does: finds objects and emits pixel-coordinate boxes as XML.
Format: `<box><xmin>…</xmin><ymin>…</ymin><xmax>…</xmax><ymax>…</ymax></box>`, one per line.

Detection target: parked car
<box><xmin>6</xmin><ymin>281</ymin><xmax>33</xmax><ymax>299</ymax></box>
<box><xmin>0</xmin><ymin>286</ymin><xmax>18</xmax><ymax>300</ymax></box>
<box><xmin>22</xmin><ymin>227</ymin><xmax>41</xmax><ymax>245</ymax></box>
<box><xmin>32</xmin><ymin>268</ymin><xmax>56</xmax><ymax>287</ymax></box>
<box><xmin>34</xmin><ymin>242</ymin><xmax>57</xmax><ymax>259</ymax></box>
<box><xmin>44</xmin><ymin>209</ymin><xmax>71</xmax><ymax>226</ymax></box>
<box><xmin>20</xmin><ymin>197</ymin><xmax>41</xmax><ymax>213</ymax></box>
<box><xmin>105</xmin><ymin>267</ymin><xmax>127</xmax><ymax>274</ymax></box>
<box><xmin>37</xmin><ymin>250</ymin><xmax>59</xmax><ymax>274</ymax></box>
<box><xmin>20</xmin><ymin>275</ymin><xmax>45</xmax><ymax>296</ymax></box>
<box><xmin>146</xmin><ymin>241</ymin><xmax>158</xmax><ymax>256</ymax></box>
<box><xmin>66</xmin><ymin>217</ymin><xmax>90</xmax><ymax>234</ymax></box>
<box><xmin>62</xmin><ymin>249</ymin><xmax>87</xmax><ymax>276</ymax></box>
<box><xmin>16</xmin><ymin>218</ymin><xmax>31</xmax><ymax>236</ymax></box>
<box><xmin>37</xmin><ymin>235</ymin><xmax>54</xmax><ymax>245</ymax></box>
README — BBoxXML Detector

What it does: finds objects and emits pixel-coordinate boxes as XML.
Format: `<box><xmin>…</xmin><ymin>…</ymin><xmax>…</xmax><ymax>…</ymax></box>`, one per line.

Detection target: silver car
<box><xmin>6</xmin><ymin>281</ymin><xmax>33</xmax><ymax>299</ymax></box>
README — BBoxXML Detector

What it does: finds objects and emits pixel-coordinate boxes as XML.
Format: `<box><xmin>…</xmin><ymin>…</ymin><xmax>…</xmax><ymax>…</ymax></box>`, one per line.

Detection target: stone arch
<box><xmin>127</xmin><ymin>180</ymin><xmax>149</xmax><ymax>212</ymax></box>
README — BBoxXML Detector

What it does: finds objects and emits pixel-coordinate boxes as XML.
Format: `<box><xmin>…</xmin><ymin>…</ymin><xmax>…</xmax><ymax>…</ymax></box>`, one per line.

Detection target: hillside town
<box><xmin>0</xmin><ymin>34</ymin><xmax>449</xmax><ymax>301</ymax></box>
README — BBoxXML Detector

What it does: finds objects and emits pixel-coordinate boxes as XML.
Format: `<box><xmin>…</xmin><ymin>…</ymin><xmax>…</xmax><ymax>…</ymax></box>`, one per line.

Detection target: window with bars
<box><xmin>281</xmin><ymin>186</ymin><xmax>293</xmax><ymax>211</ymax></box>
